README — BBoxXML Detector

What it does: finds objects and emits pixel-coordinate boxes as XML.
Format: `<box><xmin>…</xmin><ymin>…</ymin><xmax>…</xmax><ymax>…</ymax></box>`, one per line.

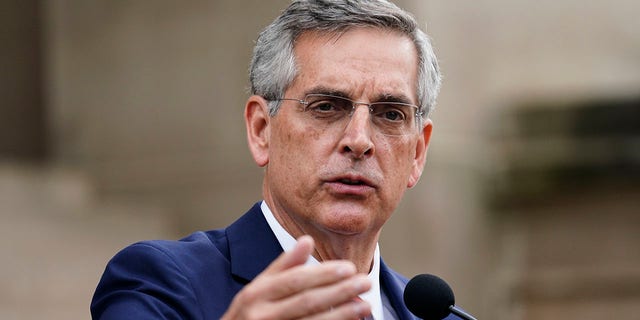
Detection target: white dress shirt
<box><xmin>261</xmin><ymin>201</ymin><xmax>384</xmax><ymax>320</ymax></box>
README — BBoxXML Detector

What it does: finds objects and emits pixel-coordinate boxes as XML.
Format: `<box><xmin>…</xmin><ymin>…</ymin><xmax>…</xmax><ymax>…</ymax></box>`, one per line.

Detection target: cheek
<box><xmin>381</xmin><ymin>137</ymin><xmax>415</xmax><ymax>164</ymax></box>
<box><xmin>308</xmin><ymin>124</ymin><xmax>323</xmax><ymax>141</ymax></box>
<box><xmin>273</xmin><ymin>124</ymin><xmax>326</xmax><ymax>171</ymax></box>
<box><xmin>379</xmin><ymin>139</ymin><xmax>417</xmax><ymax>185</ymax></box>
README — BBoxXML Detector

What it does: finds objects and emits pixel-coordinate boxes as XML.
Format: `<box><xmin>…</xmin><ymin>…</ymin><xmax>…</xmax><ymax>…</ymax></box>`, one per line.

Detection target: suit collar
<box><xmin>226</xmin><ymin>202</ymin><xmax>284</xmax><ymax>282</ymax></box>
<box><xmin>380</xmin><ymin>259</ymin><xmax>418</xmax><ymax>320</ymax></box>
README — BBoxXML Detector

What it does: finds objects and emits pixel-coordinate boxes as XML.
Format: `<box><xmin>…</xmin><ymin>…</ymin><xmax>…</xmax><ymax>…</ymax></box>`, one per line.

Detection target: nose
<box><xmin>339</xmin><ymin>105</ymin><xmax>374</xmax><ymax>159</ymax></box>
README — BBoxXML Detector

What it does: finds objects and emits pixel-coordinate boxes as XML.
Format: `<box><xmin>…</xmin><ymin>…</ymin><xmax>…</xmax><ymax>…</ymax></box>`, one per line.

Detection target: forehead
<box><xmin>289</xmin><ymin>27</ymin><xmax>419</xmax><ymax>102</ymax></box>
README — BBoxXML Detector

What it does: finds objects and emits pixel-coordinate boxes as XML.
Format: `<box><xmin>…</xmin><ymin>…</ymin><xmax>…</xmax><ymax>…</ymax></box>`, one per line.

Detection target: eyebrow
<box><xmin>303</xmin><ymin>86</ymin><xmax>350</xmax><ymax>99</ymax></box>
<box><xmin>374</xmin><ymin>93</ymin><xmax>416</xmax><ymax>106</ymax></box>
<box><xmin>303</xmin><ymin>86</ymin><xmax>417</xmax><ymax>106</ymax></box>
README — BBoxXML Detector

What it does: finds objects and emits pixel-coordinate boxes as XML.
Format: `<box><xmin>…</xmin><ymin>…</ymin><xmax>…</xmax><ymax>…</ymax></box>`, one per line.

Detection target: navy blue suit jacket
<box><xmin>91</xmin><ymin>202</ymin><xmax>461</xmax><ymax>319</ymax></box>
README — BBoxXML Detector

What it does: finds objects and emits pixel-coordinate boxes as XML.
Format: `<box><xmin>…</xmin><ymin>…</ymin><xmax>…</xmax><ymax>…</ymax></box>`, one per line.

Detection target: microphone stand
<box><xmin>450</xmin><ymin>305</ymin><xmax>477</xmax><ymax>320</ymax></box>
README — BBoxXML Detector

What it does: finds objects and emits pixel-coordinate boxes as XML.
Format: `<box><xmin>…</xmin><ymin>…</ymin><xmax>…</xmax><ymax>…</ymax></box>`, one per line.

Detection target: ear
<box><xmin>245</xmin><ymin>95</ymin><xmax>271</xmax><ymax>167</ymax></box>
<box><xmin>407</xmin><ymin>119</ymin><xmax>433</xmax><ymax>188</ymax></box>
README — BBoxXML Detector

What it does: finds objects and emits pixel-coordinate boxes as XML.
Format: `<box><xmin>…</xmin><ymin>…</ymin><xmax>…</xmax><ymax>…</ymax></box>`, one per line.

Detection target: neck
<box><xmin>264</xmin><ymin>194</ymin><xmax>380</xmax><ymax>274</ymax></box>
<box><xmin>310</xmin><ymin>233</ymin><xmax>379</xmax><ymax>273</ymax></box>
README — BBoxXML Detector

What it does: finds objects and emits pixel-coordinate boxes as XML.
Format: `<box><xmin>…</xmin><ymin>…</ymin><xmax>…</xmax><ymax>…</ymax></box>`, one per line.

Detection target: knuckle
<box><xmin>244</xmin><ymin>304</ymin><xmax>278</xmax><ymax>320</ymax></box>
<box><xmin>246</xmin><ymin>308</ymin><xmax>267</xmax><ymax>320</ymax></box>
<box><xmin>297</xmin><ymin>291</ymin><xmax>324</xmax><ymax>314</ymax></box>
<box><xmin>286</xmin><ymin>273</ymin><xmax>304</xmax><ymax>289</ymax></box>
<box><xmin>237</xmin><ymin>285</ymin><xmax>260</xmax><ymax>304</ymax></box>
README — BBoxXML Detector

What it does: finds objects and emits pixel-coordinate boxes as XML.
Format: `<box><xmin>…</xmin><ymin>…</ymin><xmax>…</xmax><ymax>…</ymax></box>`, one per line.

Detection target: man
<box><xmin>91</xmin><ymin>0</ymin><xmax>457</xmax><ymax>319</ymax></box>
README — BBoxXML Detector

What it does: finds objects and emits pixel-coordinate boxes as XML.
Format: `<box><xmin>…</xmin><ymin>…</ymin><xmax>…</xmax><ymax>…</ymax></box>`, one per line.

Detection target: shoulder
<box><xmin>91</xmin><ymin>230</ymin><xmax>235</xmax><ymax>320</ymax></box>
<box><xmin>129</xmin><ymin>230</ymin><xmax>229</xmax><ymax>264</ymax></box>
<box><xmin>104</xmin><ymin>229</ymin><xmax>233</xmax><ymax>290</ymax></box>
<box><xmin>105</xmin><ymin>201</ymin><xmax>265</xmax><ymax>273</ymax></box>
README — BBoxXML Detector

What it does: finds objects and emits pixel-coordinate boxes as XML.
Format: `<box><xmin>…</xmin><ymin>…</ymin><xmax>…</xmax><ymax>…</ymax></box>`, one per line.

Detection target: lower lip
<box><xmin>325</xmin><ymin>182</ymin><xmax>375</xmax><ymax>196</ymax></box>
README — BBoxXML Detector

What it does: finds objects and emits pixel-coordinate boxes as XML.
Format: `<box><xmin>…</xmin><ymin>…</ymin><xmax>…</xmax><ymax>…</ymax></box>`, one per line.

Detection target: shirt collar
<box><xmin>261</xmin><ymin>201</ymin><xmax>384</xmax><ymax>320</ymax></box>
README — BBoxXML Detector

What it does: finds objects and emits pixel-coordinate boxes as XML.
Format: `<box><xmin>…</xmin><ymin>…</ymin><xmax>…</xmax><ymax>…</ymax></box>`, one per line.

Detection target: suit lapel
<box><xmin>226</xmin><ymin>202</ymin><xmax>284</xmax><ymax>282</ymax></box>
<box><xmin>380</xmin><ymin>259</ymin><xmax>418</xmax><ymax>320</ymax></box>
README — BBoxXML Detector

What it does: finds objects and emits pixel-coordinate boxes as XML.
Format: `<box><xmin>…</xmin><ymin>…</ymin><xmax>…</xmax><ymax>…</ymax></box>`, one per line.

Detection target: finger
<box><xmin>251</xmin><ymin>260</ymin><xmax>357</xmax><ymax>300</ymax></box>
<box><xmin>305</xmin><ymin>299</ymin><xmax>371</xmax><ymax>320</ymax></box>
<box><xmin>261</xmin><ymin>235</ymin><xmax>315</xmax><ymax>275</ymax></box>
<box><xmin>261</xmin><ymin>274</ymin><xmax>372</xmax><ymax>319</ymax></box>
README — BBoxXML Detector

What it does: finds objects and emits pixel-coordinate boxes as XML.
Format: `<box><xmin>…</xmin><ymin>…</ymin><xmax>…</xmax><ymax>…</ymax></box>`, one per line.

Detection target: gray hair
<box><xmin>249</xmin><ymin>0</ymin><xmax>442</xmax><ymax>123</ymax></box>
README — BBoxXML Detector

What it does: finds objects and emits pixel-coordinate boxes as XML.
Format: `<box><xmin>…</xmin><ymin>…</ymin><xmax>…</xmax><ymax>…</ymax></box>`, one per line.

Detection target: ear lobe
<box><xmin>407</xmin><ymin>119</ymin><xmax>433</xmax><ymax>188</ymax></box>
<box><xmin>245</xmin><ymin>95</ymin><xmax>270</xmax><ymax>167</ymax></box>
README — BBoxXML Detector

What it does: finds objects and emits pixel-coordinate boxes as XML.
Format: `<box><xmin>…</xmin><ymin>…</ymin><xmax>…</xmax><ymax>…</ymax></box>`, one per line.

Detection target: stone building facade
<box><xmin>1</xmin><ymin>0</ymin><xmax>639</xmax><ymax>319</ymax></box>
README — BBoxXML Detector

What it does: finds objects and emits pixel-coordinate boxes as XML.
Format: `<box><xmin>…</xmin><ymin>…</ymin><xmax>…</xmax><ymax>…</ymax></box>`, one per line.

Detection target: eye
<box><xmin>372</xmin><ymin>104</ymin><xmax>408</xmax><ymax>122</ymax></box>
<box><xmin>305</xmin><ymin>96</ymin><xmax>350</xmax><ymax>119</ymax></box>
<box><xmin>383</xmin><ymin>109</ymin><xmax>404</xmax><ymax>121</ymax></box>
<box><xmin>311</xmin><ymin>101</ymin><xmax>337</xmax><ymax>112</ymax></box>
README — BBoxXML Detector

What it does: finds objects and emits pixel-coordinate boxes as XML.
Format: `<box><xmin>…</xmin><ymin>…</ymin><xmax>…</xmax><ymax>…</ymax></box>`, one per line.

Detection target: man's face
<box><xmin>249</xmin><ymin>28</ymin><xmax>432</xmax><ymax>239</ymax></box>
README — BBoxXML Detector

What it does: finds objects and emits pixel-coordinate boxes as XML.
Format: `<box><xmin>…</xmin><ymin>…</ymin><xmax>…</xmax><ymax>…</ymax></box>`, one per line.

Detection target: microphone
<box><xmin>403</xmin><ymin>274</ymin><xmax>477</xmax><ymax>320</ymax></box>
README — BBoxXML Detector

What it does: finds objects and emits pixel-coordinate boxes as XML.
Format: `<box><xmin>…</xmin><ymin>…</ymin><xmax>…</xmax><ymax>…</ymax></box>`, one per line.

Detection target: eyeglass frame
<box><xmin>272</xmin><ymin>93</ymin><xmax>425</xmax><ymax>136</ymax></box>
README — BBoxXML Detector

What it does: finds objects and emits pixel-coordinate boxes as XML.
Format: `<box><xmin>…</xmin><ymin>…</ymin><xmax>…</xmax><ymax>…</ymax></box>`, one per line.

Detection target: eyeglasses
<box><xmin>276</xmin><ymin>94</ymin><xmax>422</xmax><ymax>136</ymax></box>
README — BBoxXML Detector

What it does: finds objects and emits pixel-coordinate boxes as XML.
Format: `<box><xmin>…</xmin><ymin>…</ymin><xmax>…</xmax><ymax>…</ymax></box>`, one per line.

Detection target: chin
<box><xmin>319</xmin><ymin>206</ymin><xmax>376</xmax><ymax>235</ymax></box>
<box><xmin>324</xmin><ymin>223</ymin><xmax>369</xmax><ymax>236</ymax></box>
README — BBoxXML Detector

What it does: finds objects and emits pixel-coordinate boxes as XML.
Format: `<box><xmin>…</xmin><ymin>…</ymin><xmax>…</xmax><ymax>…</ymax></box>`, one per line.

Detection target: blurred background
<box><xmin>1</xmin><ymin>0</ymin><xmax>639</xmax><ymax>319</ymax></box>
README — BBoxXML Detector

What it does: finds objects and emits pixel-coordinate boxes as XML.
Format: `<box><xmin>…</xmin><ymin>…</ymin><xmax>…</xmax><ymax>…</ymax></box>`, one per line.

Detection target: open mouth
<box><xmin>338</xmin><ymin>178</ymin><xmax>366</xmax><ymax>186</ymax></box>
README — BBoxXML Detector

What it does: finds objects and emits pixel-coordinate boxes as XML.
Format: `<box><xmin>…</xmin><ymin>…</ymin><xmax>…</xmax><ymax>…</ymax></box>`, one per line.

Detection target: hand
<box><xmin>221</xmin><ymin>235</ymin><xmax>372</xmax><ymax>320</ymax></box>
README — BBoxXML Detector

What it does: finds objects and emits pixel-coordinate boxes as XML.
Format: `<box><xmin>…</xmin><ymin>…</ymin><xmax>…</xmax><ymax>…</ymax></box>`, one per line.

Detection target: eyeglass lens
<box><xmin>302</xmin><ymin>94</ymin><xmax>418</xmax><ymax>136</ymax></box>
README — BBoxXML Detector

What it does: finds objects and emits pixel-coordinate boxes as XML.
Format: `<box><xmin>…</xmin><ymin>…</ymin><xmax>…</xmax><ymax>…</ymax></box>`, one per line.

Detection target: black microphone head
<box><xmin>403</xmin><ymin>274</ymin><xmax>455</xmax><ymax>320</ymax></box>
